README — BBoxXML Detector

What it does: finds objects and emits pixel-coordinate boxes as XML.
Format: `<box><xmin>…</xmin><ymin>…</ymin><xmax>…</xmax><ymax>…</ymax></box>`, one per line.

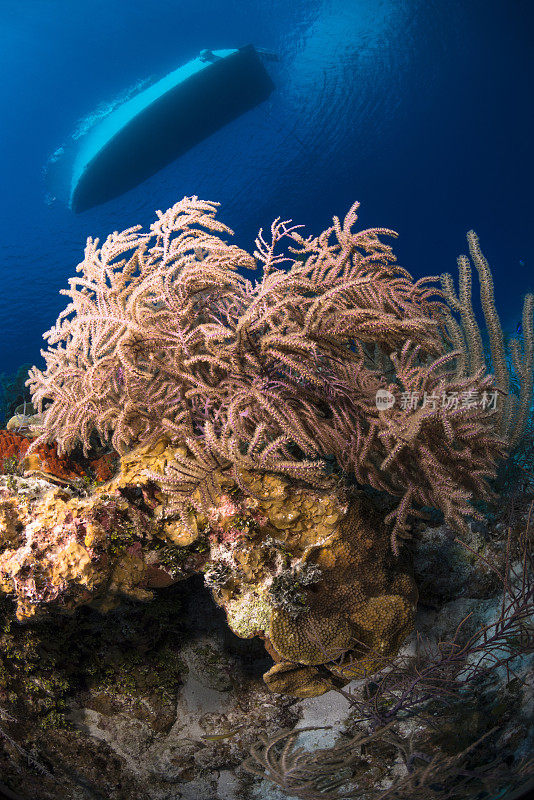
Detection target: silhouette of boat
<box><xmin>46</xmin><ymin>45</ymin><xmax>275</xmax><ymax>213</ymax></box>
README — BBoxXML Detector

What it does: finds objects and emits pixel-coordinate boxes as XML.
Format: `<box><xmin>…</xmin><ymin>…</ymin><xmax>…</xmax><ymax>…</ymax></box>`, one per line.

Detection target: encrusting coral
<box><xmin>0</xmin><ymin>430</ymin><xmax>85</xmax><ymax>484</ymax></box>
<box><xmin>0</xmin><ymin>478</ymin><xmax>152</xmax><ymax>620</ymax></box>
<box><xmin>0</xmin><ymin>196</ymin><xmax>531</xmax><ymax>697</ymax></box>
<box><xmin>0</xmin><ymin>443</ymin><xmax>416</xmax><ymax>696</ymax></box>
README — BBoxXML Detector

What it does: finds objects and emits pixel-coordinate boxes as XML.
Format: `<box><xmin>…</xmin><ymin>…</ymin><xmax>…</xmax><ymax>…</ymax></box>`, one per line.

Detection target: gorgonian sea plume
<box><xmin>27</xmin><ymin>197</ymin><xmax>507</xmax><ymax>550</ymax></box>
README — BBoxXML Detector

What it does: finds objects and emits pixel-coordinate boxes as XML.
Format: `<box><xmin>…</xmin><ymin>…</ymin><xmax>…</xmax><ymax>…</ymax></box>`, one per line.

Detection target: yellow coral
<box><xmin>164</xmin><ymin>515</ymin><xmax>199</xmax><ymax>546</ymax></box>
<box><xmin>269</xmin><ymin>608</ymin><xmax>353</xmax><ymax>665</ymax></box>
<box><xmin>0</xmin><ymin>446</ymin><xmax>418</xmax><ymax>696</ymax></box>
<box><xmin>263</xmin><ymin>661</ymin><xmax>331</xmax><ymax>698</ymax></box>
<box><xmin>50</xmin><ymin>541</ymin><xmax>94</xmax><ymax>588</ymax></box>
<box><xmin>106</xmin><ymin>552</ymin><xmax>152</xmax><ymax>604</ymax></box>
<box><xmin>0</xmin><ymin>483</ymin><xmax>155</xmax><ymax>620</ymax></box>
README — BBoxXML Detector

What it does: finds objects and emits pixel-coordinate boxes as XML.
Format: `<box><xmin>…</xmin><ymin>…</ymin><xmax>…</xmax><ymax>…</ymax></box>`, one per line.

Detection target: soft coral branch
<box><xmin>27</xmin><ymin>197</ymin><xmax>506</xmax><ymax>549</ymax></box>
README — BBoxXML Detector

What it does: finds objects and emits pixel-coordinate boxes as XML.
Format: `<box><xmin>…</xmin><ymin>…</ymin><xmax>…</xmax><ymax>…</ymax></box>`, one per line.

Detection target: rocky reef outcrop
<box><xmin>0</xmin><ymin>436</ymin><xmax>417</xmax><ymax>697</ymax></box>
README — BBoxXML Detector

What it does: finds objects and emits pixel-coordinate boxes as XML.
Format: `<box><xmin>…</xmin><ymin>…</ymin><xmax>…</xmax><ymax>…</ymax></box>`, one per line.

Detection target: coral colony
<box><xmin>1</xmin><ymin>197</ymin><xmax>533</xmax><ymax>797</ymax></box>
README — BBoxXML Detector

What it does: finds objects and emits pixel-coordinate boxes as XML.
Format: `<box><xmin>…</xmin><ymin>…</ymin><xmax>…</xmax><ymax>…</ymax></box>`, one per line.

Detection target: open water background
<box><xmin>0</xmin><ymin>0</ymin><xmax>533</xmax><ymax>381</ymax></box>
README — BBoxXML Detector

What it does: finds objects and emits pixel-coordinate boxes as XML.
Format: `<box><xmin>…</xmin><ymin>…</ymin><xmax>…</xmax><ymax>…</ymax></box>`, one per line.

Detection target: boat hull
<box><xmin>68</xmin><ymin>45</ymin><xmax>274</xmax><ymax>213</ymax></box>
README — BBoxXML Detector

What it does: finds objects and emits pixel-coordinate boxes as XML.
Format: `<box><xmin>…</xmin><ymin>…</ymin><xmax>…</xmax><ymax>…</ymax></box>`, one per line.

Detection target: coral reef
<box><xmin>0</xmin><ymin>499</ymin><xmax>531</xmax><ymax>800</ymax></box>
<box><xmin>0</xmin><ymin>572</ymin><xmax>304</xmax><ymax>800</ymax></box>
<box><xmin>0</xmin><ymin>476</ymin><xmax>153</xmax><ymax>620</ymax></box>
<box><xmin>244</xmin><ymin>515</ymin><xmax>534</xmax><ymax>800</ymax></box>
<box><xmin>0</xmin><ymin>448</ymin><xmax>417</xmax><ymax>694</ymax></box>
<box><xmin>2</xmin><ymin>197</ymin><xmax>532</xmax><ymax>699</ymax></box>
<box><xmin>26</xmin><ymin>197</ymin><xmax>513</xmax><ymax>550</ymax></box>
<box><xmin>0</xmin><ymin>199</ymin><xmax>533</xmax><ymax>799</ymax></box>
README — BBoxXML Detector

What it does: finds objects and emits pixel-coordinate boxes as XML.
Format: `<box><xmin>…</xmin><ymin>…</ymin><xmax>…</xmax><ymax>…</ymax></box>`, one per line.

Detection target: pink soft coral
<box><xmin>26</xmin><ymin>197</ymin><xmax>506</xmax><ymax>549</ymax></box>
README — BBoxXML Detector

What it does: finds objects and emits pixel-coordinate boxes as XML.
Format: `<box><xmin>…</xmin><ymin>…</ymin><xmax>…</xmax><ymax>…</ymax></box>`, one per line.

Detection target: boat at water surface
<box><xmin>46</xmin><ymin>45</ymin><xmax>275</xmax><ymax>213</ymax></box>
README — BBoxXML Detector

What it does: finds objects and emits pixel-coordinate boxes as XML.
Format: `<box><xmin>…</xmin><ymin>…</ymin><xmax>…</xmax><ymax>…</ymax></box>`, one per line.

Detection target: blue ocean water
<box><xmin>0</xmin><ymin>0</ymin><xmax>532</xmax><ymax>383</ymax></box>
